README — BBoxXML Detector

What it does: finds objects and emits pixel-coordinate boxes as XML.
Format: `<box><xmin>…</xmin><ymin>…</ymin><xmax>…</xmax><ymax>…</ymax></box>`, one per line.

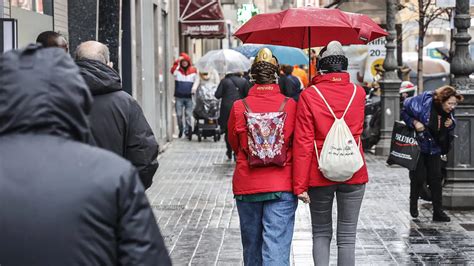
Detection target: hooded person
<box><xmin>293</xmin><ymin>41</ymin><xmax>368</xmax><ymax>265</ymax></box>
<box><xmin>75</xmin><ymin>41</ymin><xmax>159</xmax><ymax>190</ymax></box>
<box><xmin>170</xmin><ymin>52</ymin><xmax>198</xmax><ymax>138</ymax></box>
<box><xmin>0</xmin><ymin>45</ymin><xmax>171</xmax><ymax>265</ymax></box>
<box><xmin>227</xmin><ymin>48</ymin><xmax>298</xmax><ymax>265</ymax></box>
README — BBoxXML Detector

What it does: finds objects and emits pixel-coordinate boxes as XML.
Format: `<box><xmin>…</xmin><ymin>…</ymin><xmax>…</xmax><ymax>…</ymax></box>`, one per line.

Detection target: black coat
<box><xmin>215</xmin><ymin>74</ymin><xmax>250</xmax><ymax>130</ymax></box>
<box><xmin>76</xmin><ymin>59</ymin><xmax>159</xmax><ymax>189</ymax></box>
<box><xmin>279</xmin><ymin>74</ymin><xmax>301</xmax><ymax>101</ymax></box>
<box><xmin>0</xmin><ymin>46</ymin><xmax>171</xmax><ymax>266</ymax></box>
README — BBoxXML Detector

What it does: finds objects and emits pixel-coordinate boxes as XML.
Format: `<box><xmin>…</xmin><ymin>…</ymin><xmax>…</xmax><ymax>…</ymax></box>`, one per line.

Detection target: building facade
<box><xmin>1</xmin><ymin>0</ymin><xmax>179</xmax><ymax>150</ymax></box>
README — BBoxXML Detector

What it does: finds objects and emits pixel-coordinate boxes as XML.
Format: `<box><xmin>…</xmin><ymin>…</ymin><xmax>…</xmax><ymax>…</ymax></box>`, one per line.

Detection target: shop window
<box><xmin>11</xmin><ymin>0</ymin><xmax>53</xmax><ymax>16</ymax></box>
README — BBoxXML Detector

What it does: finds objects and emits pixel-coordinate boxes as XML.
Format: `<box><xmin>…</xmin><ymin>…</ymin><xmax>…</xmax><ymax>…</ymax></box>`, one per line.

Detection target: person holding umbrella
<box><xmin>227</xmin><ymin>48</ymin><xmax>298</xmax><ymax>265</ymax></box>
<box><xmin>293</xmin><ymin>41</ymin><xmax>368</xmax><ymax>266</ymax></box>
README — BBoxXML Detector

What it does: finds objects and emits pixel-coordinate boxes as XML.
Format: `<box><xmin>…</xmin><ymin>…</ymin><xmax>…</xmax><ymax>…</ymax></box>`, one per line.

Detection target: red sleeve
<box><xmin>170</xmin><ymin>59</ymin><xmax>179</xmax><ymax>74</ymax></box>
<box><xmin>292</xmin><ymin>92</ymin><xmax>315</xmax><ymax>195</ymax></box>
<box><xmin>227</xmin><ymin>103</ymin><xmax>239</xmax><ymax>153</ymax></box>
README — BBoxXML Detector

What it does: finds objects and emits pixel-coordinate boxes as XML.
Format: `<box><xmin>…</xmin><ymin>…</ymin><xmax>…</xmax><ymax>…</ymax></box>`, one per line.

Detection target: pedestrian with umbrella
<box><xmin>235</xmin><ymin>7</ymin><xmax>387</xmax><ymax>266</ymax></box>
<box><xmin>227</xmin><ymin>48</ymin><xmax>298</xmax><ymax>265</ymax></box>
<box><xmin>197</xmin><ymin>49</ymin><xmax>252</xmax><ymax>159</ymax></box>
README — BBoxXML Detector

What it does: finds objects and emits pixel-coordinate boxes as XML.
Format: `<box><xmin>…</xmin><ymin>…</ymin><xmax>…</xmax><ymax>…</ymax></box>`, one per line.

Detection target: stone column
<box><xmin>375</xmin><ymin>0</ymin><xmax>402</xmax><ymax>156</ymax></box>
<box><xmin>443</xmin><ymin>0</ymin><xmax>474</xmax><ymax>209</ymax></box>
<box><xmin>67</xmin><ymin>0</ymin><xmax>98</xmax><ymax>56</ymax></box>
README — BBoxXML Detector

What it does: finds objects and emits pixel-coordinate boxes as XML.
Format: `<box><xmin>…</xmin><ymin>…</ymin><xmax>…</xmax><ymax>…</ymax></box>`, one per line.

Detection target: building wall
<box><xmin>3</xmin><ymin>0</ymin><xmax>10</xmax><ymax>18</ymax></box>
<box><xmin>54</xmin><ymin>0</ymin><xmax>68</xmax><ymax>36</ymax></box>
<box><xmin>130</xmin><ymin>0</ymin><xmax>178</xmax><ymax>147</ymax></box>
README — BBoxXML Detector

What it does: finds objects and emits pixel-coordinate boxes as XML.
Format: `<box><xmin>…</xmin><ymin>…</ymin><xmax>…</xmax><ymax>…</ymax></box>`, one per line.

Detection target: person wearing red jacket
<box><xmin>170</xmin><ymin>52</ymin><xmax>198</xmax><ymax>138</ymax></box>
<box><xmin>293</xmin><ymin>41</ymin><xmax>368</xmax><ymax>266</ymax></box>
<box><xmin>227</xmin><ymin>48</ymin><xmax>297</xmax><ymax>265</ymax></box>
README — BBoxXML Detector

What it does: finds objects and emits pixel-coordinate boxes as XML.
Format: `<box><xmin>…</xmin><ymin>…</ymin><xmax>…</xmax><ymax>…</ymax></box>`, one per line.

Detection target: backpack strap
<box><xmin>341</xmin><ymin>84</ymin><xmax>358</xmax><ymax>119</ymax></box>
<box><xmin>242</xmin><ymin>98</ymin><xmax>252</xmax><ymax>113</ymax></box>
<box><xmin>311</xmin><ymin>84</ymin><xmax>358</xmax><ymax>120</ymax></box>
<box><xmin>278</xmin><ymin>97</ymin><xmax>290</xmax><ymax>112</ymax></box>
<box><xmin>311</xmin><ymin>85</ymin><xmax>337</xmax><ymax>120</ymax></box>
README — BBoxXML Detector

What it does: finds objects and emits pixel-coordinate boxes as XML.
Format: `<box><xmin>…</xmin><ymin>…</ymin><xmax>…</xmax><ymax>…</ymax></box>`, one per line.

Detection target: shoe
<box><xmin>433</xmin><ymin>210</ymin><xmax>451</xmax><ymax>222</ymax></box>
<box><xmin>178</xmin><ymin>130</ymin><xmax>183</xmax><ymax>138</ymax></box>
<box><xmin>410</xmin><ymin>198</ymin><xmax>419</xmax><ymax>218</ymax></box>
<box><xmin>226</xmin><ymin>150</ymin><xmax>232</xmax><ymax>160</ymax></box>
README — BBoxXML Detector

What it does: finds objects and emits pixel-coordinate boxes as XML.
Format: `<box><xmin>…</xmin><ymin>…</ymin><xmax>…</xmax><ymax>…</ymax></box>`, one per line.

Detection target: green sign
<box><xmin>237</xmin><ymin>4</ymin><xmax>259</xmax><ymax>25</ymax></box>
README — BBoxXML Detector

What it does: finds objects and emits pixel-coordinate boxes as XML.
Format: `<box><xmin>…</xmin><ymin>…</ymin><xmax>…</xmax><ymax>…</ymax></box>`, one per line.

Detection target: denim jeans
<box><xmin>236</xmin><ymin>192</ymin><xmax>298</xmax><ymax>266</ymax></box>
<box><xmin>175</xmin><ymin>97</ymin><xmax>193</xmax><ymax>133</ymax></box>
<box><xmin>308</xmin><ymin>184</ymin><xmax>365</xmax><ymax>266</ymax></box>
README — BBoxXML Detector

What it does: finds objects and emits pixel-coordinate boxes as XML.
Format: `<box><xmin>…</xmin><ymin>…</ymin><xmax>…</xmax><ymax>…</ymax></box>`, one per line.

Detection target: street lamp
<box><xmin>443</xmin><ymin>0</ymin><xmax>474</xmax><ymax>209</ymax></box>
<box><xmin>375</xmin><ymin>0</ymin><xmax>402</xmax><ymax>156</ymax></box>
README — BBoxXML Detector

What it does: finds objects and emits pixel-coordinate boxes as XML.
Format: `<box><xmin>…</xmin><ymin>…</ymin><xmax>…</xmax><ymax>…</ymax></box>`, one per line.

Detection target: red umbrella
<box><xmin>234</xmin><ymin>7</ymin><xmax>387</xmax><ymax>77</ymax></box>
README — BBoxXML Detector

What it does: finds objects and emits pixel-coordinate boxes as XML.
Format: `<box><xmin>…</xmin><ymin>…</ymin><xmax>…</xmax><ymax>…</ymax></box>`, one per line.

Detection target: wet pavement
<box><xmin>147</xmin><ymin>139</ymin><xmax>474</xmax><ymax>265</ymax></box>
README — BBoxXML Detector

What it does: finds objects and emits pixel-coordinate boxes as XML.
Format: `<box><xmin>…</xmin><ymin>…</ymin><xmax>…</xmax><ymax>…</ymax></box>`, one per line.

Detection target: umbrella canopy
<box><xmin>234</xmin><ymin>7</ymin><xmax>387</xmax><ymax>48</ymax></box>
<box><xmin>233</xmin><ymin>44</ymin><xmax>309</xmax><ymax>66</ymax></box>
<box><xmin>196</xmin><ymin>49</ymin><xmax>252</xmax><ymax>74</ymax></box>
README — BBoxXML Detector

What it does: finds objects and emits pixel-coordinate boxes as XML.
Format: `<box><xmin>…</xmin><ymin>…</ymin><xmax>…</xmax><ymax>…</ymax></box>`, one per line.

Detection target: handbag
<box><xmin>386</xmin><ymin>121</ymin><xmax>420</xmax><ymax>170</ymax></box>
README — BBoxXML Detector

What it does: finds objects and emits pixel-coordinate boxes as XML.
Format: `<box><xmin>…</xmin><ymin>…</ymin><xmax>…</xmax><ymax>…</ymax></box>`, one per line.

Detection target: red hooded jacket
<box><xmin>228</xmin><ymin>84</ymin><xmax>297</xmax><ymax>195</ymax></box>
<box><xmin>292</xmin><ymin>72</ymin><xmax>368</xmax><ymax>195</ymax></box>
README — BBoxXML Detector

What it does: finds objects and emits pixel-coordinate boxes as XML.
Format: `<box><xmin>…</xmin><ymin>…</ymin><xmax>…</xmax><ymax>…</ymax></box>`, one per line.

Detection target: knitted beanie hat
<box><xmin>318</xmin><ymin>41</ymin><xmax>348</xmax><ymax>72</ymax></box>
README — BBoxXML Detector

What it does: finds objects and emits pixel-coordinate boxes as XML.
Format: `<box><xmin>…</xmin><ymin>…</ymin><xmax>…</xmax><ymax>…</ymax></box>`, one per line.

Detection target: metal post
<box><xmin>375</xmin><ymin>0</ymin><xmax>402</xmax><ymax>156</ymax></box>
<box><xmin>443</xmin><ymin>0</ymin><xmax>474</xmax><ymax>209</ymax></box>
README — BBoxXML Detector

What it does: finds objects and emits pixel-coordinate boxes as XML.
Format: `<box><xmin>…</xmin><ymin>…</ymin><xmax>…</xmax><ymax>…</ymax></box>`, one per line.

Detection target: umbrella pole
<box><xmin>308</xmin><ymin>27</ymin><xmax>311</xmax><ymax>81</ymax></box>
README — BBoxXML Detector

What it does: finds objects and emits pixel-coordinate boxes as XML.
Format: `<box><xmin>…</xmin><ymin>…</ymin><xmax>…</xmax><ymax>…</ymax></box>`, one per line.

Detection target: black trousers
<box><xmin>224</xmin><ymin>131</ymin><xmax>232</xmax><ymax>154</ymax></box>
<box><xmin>410</xmin><ymin>153</ymin><xmax>443</xmax><ymax>212</ymax></box>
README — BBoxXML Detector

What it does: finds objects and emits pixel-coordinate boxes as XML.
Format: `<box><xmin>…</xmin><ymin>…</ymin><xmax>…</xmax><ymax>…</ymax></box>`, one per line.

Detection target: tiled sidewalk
<box><xmin>147</xmin><ymin>139</ymin><xmax>474</xmax><ymax>265</ymax></box>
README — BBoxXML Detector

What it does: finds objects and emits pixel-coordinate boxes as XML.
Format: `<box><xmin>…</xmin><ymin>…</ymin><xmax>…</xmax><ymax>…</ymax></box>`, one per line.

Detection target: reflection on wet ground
<box><xmin>148</xmin><ymin>140</ymin><xmax>474</xmax><ymax>265</ymax></box>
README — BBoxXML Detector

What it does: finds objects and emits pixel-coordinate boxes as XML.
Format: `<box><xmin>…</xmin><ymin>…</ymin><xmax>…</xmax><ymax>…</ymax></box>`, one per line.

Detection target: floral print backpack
<box><xmin>242</xmin><ymin>97</ymin><xmax>289</xmax><ymax>167</ymax></box>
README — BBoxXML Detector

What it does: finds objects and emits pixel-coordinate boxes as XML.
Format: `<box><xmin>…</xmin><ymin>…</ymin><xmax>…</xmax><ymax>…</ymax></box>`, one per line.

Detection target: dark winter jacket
<box><xmin>215</xmin><ymin>74</ymin><xmax>250</xmax><ymax>130</ymax></box>
<box><xmin>279</xmin><ymin>74</ymin><xmax>302</xmax><ymax>101</ymax></box>
<box><xmin>0</xmin><ymin>46</ymin><xmax>171</xmax><ymax>265</ymax></box>
<box><xmin>76</xmin><ymin>59</ymin><xmax>159</xmax><ymax>189</ymax></box>
<box><xmin>401</xmin><ymin>91</ymin><xmax>456</xmax><ymax>155</ymax></box>
<box><xmin>170</xmin><ymin>52</ymin><xmax>198</xmax><ymax>98</ymax></box>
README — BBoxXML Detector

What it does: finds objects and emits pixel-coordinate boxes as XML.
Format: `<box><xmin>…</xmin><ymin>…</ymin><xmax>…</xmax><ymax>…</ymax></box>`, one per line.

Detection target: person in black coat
<box><xmin>0</xmin><ymin>45</ymin><xmax>171</xmax><ymax>265</ymax></box>
<box><xmin>215</xmin><ymin>72</ymin><xmax>250</xmax><ymax>159</ymax></box>
<box><xmin>75</xmin><ymin>41</ymin><xmax>159</xmax><ymax>189</ymax></box>
<box><xmin>279</xmin><ymin>64</ymin><xmax>302</xmax><ymax>101</ymax></box>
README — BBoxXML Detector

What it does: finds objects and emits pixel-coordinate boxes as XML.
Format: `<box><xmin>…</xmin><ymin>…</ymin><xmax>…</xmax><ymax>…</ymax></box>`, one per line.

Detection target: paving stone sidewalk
<box><xmin>147</xmin><ymin>139</ymin><xmax>474</xmax><ymax>265</ymax></box>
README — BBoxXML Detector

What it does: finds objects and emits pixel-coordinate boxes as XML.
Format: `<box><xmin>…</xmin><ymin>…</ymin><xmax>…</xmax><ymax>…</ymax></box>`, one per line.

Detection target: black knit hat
<box><xmin>317</xmin><ymin>41</ymin><xmax>348</xmax><ymax>73</ymax></box>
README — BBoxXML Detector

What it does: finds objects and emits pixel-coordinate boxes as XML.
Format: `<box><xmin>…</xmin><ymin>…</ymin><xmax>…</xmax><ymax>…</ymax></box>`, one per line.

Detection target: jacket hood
<box><xmin>0</xmin><ymin>45</ymin><xmax>93</xmax><ymax>142</ymax></box>
<box><xmin>76</xmin><ymin>59</ymin><xmax>122</xmax><ymax>96</ymax></box>
<box><xmin>180</xmin><ymin>52</ymin><xmax>192</xmax><ymax>64</ymax></box>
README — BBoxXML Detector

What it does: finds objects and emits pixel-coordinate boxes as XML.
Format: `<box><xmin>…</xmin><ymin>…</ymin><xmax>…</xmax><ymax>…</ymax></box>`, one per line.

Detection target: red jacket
<box><xmin>293</xmin><ymin>73</ymin><xmax>368</xmax><ymax>195</ymax></box>
<box><xmin>228</xmin><ymin>84</ymin><xmax>297</xmax><ymax>195</ymax></box>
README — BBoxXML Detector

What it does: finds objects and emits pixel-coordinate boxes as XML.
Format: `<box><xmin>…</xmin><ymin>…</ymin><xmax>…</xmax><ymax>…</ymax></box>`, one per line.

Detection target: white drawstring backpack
<box><xmin>312</xmin><ymin>84</ymin><xmax>364</xmax><ymax>182</ymax></box>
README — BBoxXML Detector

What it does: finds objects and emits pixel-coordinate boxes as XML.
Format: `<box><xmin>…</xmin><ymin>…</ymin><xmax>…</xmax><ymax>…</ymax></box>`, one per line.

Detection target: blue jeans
<box><xmin>308</xmin><ymin>184</ymin><xmax>365</xmax><ymax>266</ymax></box>
<box><xmin>236</xmin><ymin>192</ymin><xmax>298</xmax><ymax>266</ymax></box>
<box><xmin>175</xmin><ymin>97</ymin><xmax>193</xmax><ymax>133</ymax></box>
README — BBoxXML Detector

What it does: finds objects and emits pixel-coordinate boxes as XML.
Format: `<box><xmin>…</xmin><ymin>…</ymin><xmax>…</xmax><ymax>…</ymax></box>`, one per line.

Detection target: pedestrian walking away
<box><xmin>215</xmin><ymin>71</ymin><xmax>250</xmax><ymax>160</ymax></box>
<box><xmin>0</xmin><ymin>45</ymin><xmax>171</xmax><ymax>266</ymax></box>
<box><xmin>401</xmin><ymin>85</ymin><xmax>463</xmax><ymax>222</ymax></box>
<box><xmin>279</xmin><ymin>64</ymin><xmax>302</xmax><ymax>101</ymax></box>
<box><xmin>75</xmin><ymin>41</ymin><xmax>159</xmax><ymax>190</ymax></box>
<box><xmin>171</xmin><ymin>52</ymin><xmax>198</xmax><ymax>139</ymax></box>
<box><xmin>36</xmin><ymin>30</ymin><xmax>69</xmax><ymax>52</ymax></box>
<box><xmin>293</xmin><ymin>41</ymin><xmax>368</xmax><ymax>266</ymax></box>
<box><xmin>227</xmin><ymin>48</ymin><xmax>298</xmax><ymax>265</ymax></box>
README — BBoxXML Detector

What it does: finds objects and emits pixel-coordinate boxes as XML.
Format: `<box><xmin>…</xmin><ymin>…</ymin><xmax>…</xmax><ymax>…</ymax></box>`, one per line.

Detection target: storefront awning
<box><xmin>179</xmin><ymin>0</ymin><xmax>226</xmax><ymax>39</ymax></box>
